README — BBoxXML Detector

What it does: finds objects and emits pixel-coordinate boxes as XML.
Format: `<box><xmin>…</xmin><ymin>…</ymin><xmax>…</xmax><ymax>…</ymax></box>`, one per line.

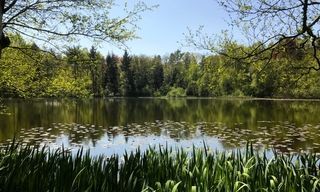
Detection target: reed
<box><xmin>0</xmin><ymin>142</ymin><xmax>319</xmax><ymax>192</ymax></box>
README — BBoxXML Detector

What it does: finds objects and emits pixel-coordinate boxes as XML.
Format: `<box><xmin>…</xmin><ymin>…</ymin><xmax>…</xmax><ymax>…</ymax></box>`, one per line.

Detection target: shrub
<box><xmin>166</xmin><ymin>87</ymin><xmax>186</xmax><ymax>97</ymax></box>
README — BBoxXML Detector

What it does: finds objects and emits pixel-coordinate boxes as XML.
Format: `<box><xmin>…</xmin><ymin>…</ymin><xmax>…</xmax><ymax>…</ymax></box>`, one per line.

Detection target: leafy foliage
<box><xmin>0</xmin><ymin>0</ymin><xmax>156</xmax><ymax>53</ymax></box>
<box><xmin>166</xmin><ymin>87</ymin><xmax>186</xmax><ymax>97</ymax></box>
<box><xmin>1</xmin><ymin>34</ymin><xmax>320</xmax><ymax>98</ymax></box>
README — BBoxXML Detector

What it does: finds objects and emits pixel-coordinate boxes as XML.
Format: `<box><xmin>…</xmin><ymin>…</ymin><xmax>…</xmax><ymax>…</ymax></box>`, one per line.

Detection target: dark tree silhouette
<box><xmin>121</xmin><ymin>50</ymin><xmax>135</xmax><ymax>96</ymax></box>
<box><xmin>105</xmin><ymin>53</ymin><xmax>119</xmax><ymax>96</ymax></box>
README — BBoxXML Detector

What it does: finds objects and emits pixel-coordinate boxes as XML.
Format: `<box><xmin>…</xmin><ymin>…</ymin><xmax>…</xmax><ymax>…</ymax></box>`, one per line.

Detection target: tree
<box><xmin>153</xmin><ymin>55</ymin><xmax>164</xmax><ymax>91</ymax></box>
<box><xmin>0</xmin><ymin>0</ymin><xmax>156</xmax><ymax>55</ymax></box>
<box><xmin>89</xmin><ymin>46</ymin><xmax>104</xmax><ymax>97</ymax></box>
<box><xmin>131</xmin><ymin>55</ymin><xmax>153</xmax><ymax>96</ymax></box>
<box><xmin>104</xmin><ymin>53</ymin><xmax>119</xmax><ymax>96</ymax></box>
<box><xmin>185</xmin><ymin>0</ymin><xmax>320</xmax><ymax>74</ymax></box>
<box><xmin>121</xmin><ymin>50</ymin><xmax>135</xmax><ymax>96</ymax></box>
<box><xmin>185</xmin><ymin>54</ymin><xmax>200</xmax><ymax>96</ymax></box>
<box><xmin>65</xmin><ymin>46</ymin><xmax>87</xmax><ymax>78</ymax></box>
<box><xmin>164</xmin><ymin>50</ymin><xmax>187</xmax><ymax>88</ymax></box>
<box><xmin>64</xmin><ymin>46</ymin><xmax>92</xmax><ymax>96</ymax></box>
<box><xmin>0</xmin><ymin>35</ymin><xmax>37</xmax><ymax>97</ymax></box>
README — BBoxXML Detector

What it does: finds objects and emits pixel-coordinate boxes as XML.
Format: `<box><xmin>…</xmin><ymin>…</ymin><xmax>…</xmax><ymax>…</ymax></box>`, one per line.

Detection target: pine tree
<box><xmin>89</xmin><ymin>46</ymin><xmax>99</xmax><ymax>96</ymax></box>
<box><xmin>104</xmin><ymin>53</ymin><xmax>119</xmax><ymax>96</ymax></box>
<box><xmin>121</xmin><ymin>50</ymin><xmax>135</xmax><ymax>96</ymax></box>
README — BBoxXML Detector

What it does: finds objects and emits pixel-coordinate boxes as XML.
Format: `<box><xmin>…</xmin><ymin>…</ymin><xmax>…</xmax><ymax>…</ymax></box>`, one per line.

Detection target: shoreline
<box><xmin>2</xmin><ymin>96</ymin><xmax>320</xmax><ymax>102</ymax></box>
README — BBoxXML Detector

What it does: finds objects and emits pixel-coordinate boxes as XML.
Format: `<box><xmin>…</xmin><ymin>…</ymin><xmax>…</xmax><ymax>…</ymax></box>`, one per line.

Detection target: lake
<box><xmin>0</xmin><ymin>98</ymin><xmax>320</xmax><ymax>156</ymax></box>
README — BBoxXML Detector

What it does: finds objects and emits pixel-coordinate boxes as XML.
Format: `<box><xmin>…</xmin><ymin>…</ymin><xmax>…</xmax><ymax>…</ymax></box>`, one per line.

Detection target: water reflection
<box><xmin>0</xmin><ymin>98</ymin><xmax>320</xmax><ymax>154</ymax></box>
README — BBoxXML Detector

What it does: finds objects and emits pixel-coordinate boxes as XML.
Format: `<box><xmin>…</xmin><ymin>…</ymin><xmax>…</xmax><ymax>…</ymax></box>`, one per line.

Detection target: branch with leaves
<box><xmin>0</xmin><ymin>0</ymin><xmax>157</xmax><ymax>55</ymax></box>
<box><xmin>185</xmin><ymin>0</ymin><xmax>320</xmax><ymax>74</ymax></box>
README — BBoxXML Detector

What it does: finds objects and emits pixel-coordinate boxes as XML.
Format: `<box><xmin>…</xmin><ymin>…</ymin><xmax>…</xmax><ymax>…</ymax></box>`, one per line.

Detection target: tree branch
<box><xmin>4</xmin><ymin>0</ymin><xmax>18</xmax><ymax>13</ymax></box>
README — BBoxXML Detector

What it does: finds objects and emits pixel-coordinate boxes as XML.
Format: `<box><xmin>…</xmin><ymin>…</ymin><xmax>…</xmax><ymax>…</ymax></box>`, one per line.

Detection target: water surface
<box><xmin>1</xmin><ymin>98</ymin><xmax>320</xmax><ymax>155</ymax></box>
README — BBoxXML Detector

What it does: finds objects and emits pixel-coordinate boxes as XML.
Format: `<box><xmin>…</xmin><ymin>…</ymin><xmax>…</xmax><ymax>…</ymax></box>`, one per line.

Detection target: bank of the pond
<box><xmin>0</xmin><ymin>143</ymin><xmax>320</xmax><ymax>192</ymax></box>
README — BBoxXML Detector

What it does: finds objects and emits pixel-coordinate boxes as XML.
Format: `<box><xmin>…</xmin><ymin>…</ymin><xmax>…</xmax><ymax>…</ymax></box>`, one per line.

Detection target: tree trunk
<box><xmin>0</xmin><ymin>0</ymin><xmax>4</xmax><ymax>58</ymax></box>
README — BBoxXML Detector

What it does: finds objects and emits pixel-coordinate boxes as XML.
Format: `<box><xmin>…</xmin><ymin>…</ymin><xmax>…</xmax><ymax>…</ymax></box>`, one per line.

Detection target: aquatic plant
<box><xmin>0</xmin><ymin>142</ymin><xmax>319</xmax><ymax>191</ymax></box>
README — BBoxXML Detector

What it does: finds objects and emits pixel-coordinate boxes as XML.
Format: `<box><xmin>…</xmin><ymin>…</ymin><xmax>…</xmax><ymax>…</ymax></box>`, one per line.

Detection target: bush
<box><xmin>166</xmin><ymin>87</ymin><xmax>186</xmax><ymax>97</ymax></box>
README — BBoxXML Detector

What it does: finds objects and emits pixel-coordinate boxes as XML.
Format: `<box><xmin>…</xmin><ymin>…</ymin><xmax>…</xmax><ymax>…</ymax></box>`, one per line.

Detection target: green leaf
<box><xmin>172</xmin><ymin>181</ymin><xmax>182</xmax><ymax>192</ymax></box>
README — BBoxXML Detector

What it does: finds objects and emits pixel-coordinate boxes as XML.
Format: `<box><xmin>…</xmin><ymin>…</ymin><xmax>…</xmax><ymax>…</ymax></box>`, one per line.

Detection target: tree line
<box><xmin>1</xmin><ymin>34</ymin><xmax>320</xmax><ymax>98</ymax></box>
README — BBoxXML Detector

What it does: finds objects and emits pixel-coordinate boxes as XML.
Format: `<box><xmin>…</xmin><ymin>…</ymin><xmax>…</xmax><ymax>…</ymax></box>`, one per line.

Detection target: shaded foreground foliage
<box><xmin>1</xmin><ymin>143</ymin><xmax>320</xmax><ymax>191</ymax></box>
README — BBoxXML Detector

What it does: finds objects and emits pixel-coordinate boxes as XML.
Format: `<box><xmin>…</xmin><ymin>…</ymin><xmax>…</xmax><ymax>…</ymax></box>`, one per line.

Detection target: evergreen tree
<box><xmin>89</xmin><ymin>46</ymin><xmax>100</xmax><ymax>97</ymax></box>
<box><xmin>121</xmin><ymin>50</ymin><xmax>135</xmax><ymax>96</ymax></box>
<box><xmin>104</xmin><ymin>54</ymin><xmax>119</xmax><ymax>96</ymax></box>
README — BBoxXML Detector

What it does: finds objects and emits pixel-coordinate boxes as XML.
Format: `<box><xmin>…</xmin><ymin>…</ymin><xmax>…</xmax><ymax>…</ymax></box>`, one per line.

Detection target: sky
<box><xmin>97</xmin><ymin>0</ymin><xmax>241</xmax><ymax>56</ymax></box>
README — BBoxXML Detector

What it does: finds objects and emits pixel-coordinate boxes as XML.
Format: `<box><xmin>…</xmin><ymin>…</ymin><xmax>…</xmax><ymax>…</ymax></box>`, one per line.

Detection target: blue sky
<box><xmin>98</xmin><ymin>0</ymin><xmax>239</xmax><ymax>56</ymax></box>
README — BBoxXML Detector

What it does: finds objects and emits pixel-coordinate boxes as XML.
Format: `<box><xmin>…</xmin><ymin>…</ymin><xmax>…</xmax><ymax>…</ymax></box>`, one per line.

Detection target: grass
<box><xmin>0</xmin><ymin>142</ymin><xmax>320</xmax><ymax>191</ymax></box>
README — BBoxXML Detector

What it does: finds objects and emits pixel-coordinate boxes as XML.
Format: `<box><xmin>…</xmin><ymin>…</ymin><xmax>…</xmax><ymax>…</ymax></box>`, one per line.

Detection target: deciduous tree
<box><xmin>0</xmin><ymin>0</ymin><xmax>155</xmax><ymax>56</ymax></box>
<box><xmin>185</xmin><ymin>0</ymin><xmax>320</xmax><ymax>74</ymax></box>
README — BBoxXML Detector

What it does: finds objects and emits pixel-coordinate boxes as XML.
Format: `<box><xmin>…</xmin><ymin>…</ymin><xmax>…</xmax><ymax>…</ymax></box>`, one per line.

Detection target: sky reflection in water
<box><xmin>0</xmin><ymin>98</ymin><xmax>320</xmax><ymax>155</ymax></box>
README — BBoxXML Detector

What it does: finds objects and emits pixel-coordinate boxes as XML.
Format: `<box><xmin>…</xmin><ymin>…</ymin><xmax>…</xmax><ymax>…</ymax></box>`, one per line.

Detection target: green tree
<box><xmin>197</xmin><ymin>55</ymin><xmax>220</xmax><ymax>96</ymax></box>
<box><xmin>185</xmin><ymin>57</ymin><xmax>200</xmax><ymax>96</ymax></box>
<box><xmin>65</xmin><ymin>46</ymin><xmax>83</xmax><ymax>78</ymax></box>
<box><xmin>153</xmin><ymin>55</ymin><xmax>164</xmax><ymax>92</ymax></box>
<box><xmin>131</xmin><ymin>56</ymin><xmax>153</xmax><ymax>96</ymax></box>
<box><xmin>104</xmin><ymin>54</ymin><xmax>119</xmax><ymax>96</ymax></box>
<box><xmin>121</xmin><ymin>50</ymin><xmax>135</xmax><ymax>96</ymax></box>
<box><xmin>89</xmin><ymin>46</ymin><xmax>104</xmax><ymax>97</ymax></box>
<box><xmin>0</xmin><ymin>35</ymin><xmax>36</xmax><ymax>97</ymax></box>
<box><xmin>164</xmin><ymin>50</ymin><xmax>187</xmax><ymax>90</ymax></box>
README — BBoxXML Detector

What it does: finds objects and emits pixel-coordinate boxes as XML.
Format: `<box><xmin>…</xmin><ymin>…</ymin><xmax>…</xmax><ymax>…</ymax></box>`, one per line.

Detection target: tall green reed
<box><xmin>0</xmin><ymin>142</ymin><xmax>319</xmax><ymax>192</ymax></box>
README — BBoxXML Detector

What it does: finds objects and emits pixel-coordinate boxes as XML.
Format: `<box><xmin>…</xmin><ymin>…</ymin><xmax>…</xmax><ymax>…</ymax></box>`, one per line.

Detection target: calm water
<box><xmin>1</xmin><ymin>98</ymin><xmax>320</xmax><ymax>155</ymax></box>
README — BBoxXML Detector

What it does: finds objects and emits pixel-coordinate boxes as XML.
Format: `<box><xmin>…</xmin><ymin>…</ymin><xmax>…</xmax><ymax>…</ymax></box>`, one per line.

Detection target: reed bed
<box><xmin>0</xmin><ymin>142</ymin><xmax>320</xmax><ymax>192</ymax></box>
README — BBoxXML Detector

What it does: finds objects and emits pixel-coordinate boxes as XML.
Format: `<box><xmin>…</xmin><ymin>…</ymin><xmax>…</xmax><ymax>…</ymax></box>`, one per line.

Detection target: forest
<box><xmin>1</xmin><ymin>34</ymin><xmax>320</xmax><ymax>99</ymax></box>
